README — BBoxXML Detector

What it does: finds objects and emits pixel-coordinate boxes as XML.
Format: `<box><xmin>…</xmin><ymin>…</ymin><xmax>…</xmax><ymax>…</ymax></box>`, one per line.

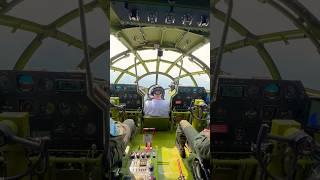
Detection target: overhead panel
<box><xmin>175</xmin><ymin>32</ymin><xmax>205</xmax><ymax>52</ymax></box>
<box><xmin>143</xmin><ymin>27</ymin><xmax>162</xmax><ymax>43</ymax></box>
<box><xmin>163</xmin><ymin>29</ymin><xmax>182</xmax><ymax>48</ymax></box>
<box><xmin>121</xmin><ymin>27</ymin><xmax>144</xmax><ymax>48</ymax></box>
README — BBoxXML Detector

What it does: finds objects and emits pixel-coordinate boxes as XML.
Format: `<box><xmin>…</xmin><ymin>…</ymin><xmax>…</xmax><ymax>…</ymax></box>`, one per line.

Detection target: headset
<box><xmin>149</xmin><ymin>85</ymin><xmax>165</xmax><ymax>100</ymax></box>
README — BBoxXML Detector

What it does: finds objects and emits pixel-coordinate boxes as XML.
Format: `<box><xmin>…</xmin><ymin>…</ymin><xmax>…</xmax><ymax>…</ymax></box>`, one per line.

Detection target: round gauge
<box><xmin>17</xmin><ymin>74</ymin><xmax>34</xmax><ymax>92</ymax></box>
<box><xmin>38</xmin><ymin>78</ymin><xmax>54</xmax><ymax>91</ymax></box>
<box><xmin>20</xmin><ymin>100</ymin><xmax>33</xmax><ymax>112</ymax></box>
<box><xmin>85</xmin><ymin>123</ymin><xmax>96</xmax><ymax>135</ymax></box>
<box><xmin>193</xmin><ymin>88</ymin><xmax>197</xmax><ymax>93</ymax></box>
<box><xmin>263</xmin><ymin>83</ymin><xmax>280</xmax><ymax>100</ymax></box>
<box><xmin>77</xmin><ymin>103</ymin><xmax>88</xmax><ymax>115</ymax></box>
<box><xmin>247</xmin><ymin>85</ymin><xmax>259</xmax><ymax>97</ymax></box>
<box><xmin>285</xmin><ymin>85</ymin><xmax>297</xmax><ymax>99</ymax></box>
<box><xmin>58</xmin><ymin>102</ymin><xmax>71</xmax><ymax>115</ymax></box>
<box><xmin>0</xmin><ymin>75</ymin><xmax>9</xmax><ymax>90</ymax></box>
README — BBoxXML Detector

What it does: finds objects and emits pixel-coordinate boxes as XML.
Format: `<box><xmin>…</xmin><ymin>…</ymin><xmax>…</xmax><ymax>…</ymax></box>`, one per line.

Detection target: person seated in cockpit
<box><xmin>144</xmin><ymin>85</ymin><xmax>170</xmax><ymax>117</ymax></box>
<box><xmin>176</xmin><ymin>120</ymin><xmax>210</xmax><ymax>159</ymax></box>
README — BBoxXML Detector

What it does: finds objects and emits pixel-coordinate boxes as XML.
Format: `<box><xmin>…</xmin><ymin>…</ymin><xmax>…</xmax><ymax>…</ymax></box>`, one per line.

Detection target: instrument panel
<box><xmin>0</xmin><ymin>70</ymin><xmax>104</xmax><ymax>151</ymax></box>
<box><xmin>212</xmin><ymin>78</ymin><xmax>309</xmax><ymax>153</ymax></box>
<box><xmin>110</xmin><ymin>84</ymin><xmax>143</xmax><ymax>110</ymax></box>
<box><xmin>172</xmin><ymin>86</ymin><xmax>207</xmax><ymax>111</ymax></box>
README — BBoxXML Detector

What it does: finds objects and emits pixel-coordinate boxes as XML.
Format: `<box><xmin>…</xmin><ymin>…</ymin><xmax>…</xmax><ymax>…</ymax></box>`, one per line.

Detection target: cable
<box><xmin>0</xmin><ymin>138</ymin><xmax>49</xmax><ymax>180</ymax></box>
<box><xmin>256</xmin><ymin>124</ymin><xmax>282</xmax><ymax>180</ymax></box>
<box><xmin>256</xmin><ymin>125</ymin><xmax>303</xmax><ymax>180</ymax></box>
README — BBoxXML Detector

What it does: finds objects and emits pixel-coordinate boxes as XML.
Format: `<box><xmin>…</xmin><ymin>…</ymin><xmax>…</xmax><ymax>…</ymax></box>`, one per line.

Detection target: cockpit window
<box><xmin>110</xmin><ymin>34</ymin><xmax>210</xmax><ymax>90</ymax></box>
<box><xmin>214</xmin><ymin>0</ymin><xmax>320</xmax><ymax>93</ymax></box>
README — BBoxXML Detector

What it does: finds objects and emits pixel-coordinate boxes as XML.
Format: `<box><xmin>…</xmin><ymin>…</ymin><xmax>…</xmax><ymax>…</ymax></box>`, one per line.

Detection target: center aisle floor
<box><xmin>123</xmin><ymin>131</ymin><xmax>193</xmax><ymax>180</ymax></box>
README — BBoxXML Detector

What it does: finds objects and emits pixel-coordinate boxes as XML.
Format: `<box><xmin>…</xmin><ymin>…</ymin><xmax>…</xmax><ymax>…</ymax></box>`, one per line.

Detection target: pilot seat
<box><xmin>143</xmin><ymin>85</ymin><xmax>170</xmax><ymax>131</ymax></box>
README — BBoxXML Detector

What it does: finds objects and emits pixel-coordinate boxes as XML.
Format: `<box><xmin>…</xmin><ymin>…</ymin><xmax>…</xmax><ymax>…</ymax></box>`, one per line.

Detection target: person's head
<box><xmin>151</xmin><ymin>85</ymin><xmax>165</xmax><ymax>100</ymax></box>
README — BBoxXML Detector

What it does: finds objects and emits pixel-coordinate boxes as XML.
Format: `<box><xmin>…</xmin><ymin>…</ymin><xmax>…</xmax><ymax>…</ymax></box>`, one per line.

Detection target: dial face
<box><xmin>17</xmin><ymin>74</ymin><xmax>34</xmax><ymax>92</ymax></box>
<box><xmin>285</xmin><ymin>85</ymin><xmax>297</xmax><ymax>99</ymax></box>
<box><xmin>77</xmin><ymin>103</ymin><xmax>88</xmax><ymax>115</ymax></box>
<box><xmin>193</xmin><ymin>88</ymin><xmax>197</xmax><ymax>93</ymax></box>
<box><xmin>0</xmin><ymin>75</ymin><xmax>9</xmax><ymax>90</ymax></box>
<box><xmin>263</xmin><ymin>83</ymin><xmax>280</xmax><ymax>100</ymax></box>
<box><xmin>58</xmin><ymin>102</ymin><xmax>71</xmax><ymax>115</ymax></box>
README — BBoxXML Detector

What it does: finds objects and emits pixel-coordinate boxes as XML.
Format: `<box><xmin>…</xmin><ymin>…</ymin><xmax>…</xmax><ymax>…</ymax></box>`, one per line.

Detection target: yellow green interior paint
<box><xmin>123</xmin><ymin>131</ymin><xmax>193</xmax><ymax>180</ymax></box>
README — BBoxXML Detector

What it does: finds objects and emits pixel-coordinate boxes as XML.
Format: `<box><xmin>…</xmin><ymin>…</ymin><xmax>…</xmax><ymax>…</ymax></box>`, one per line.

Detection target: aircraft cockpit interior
<box><xmin>1</xmin><ymin>0</ymin><xmax>320</xmax><ymax>180</ymax></box>
<box><xmin>108</xmin><ymin>0</ymin><xmax>211</xmax><ymax>179</ymax></box>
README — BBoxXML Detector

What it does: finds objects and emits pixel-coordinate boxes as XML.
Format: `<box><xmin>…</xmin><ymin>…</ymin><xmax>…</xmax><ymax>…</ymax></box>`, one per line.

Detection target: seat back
<box><xmin>143</xmin><ymin>116</ymin><xmax>170</xmax><ymax>131</ymax></box>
